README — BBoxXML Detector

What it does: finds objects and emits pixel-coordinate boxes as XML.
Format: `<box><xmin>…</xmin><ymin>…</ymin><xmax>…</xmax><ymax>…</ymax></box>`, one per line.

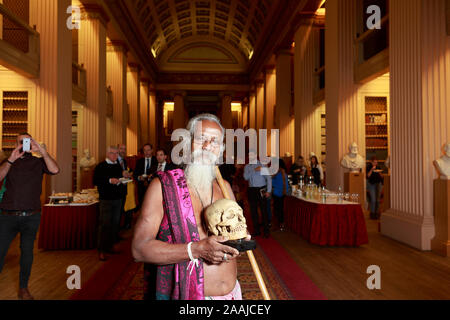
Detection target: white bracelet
<box><xmin>187</xmin><ymin>242</ymin><xmax>199</xmax><ymax>275</ymax></box>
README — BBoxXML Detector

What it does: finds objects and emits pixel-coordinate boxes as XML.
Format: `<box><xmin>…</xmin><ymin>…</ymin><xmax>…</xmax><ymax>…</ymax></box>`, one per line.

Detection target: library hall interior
<box><xmin>0</xmin><ymin>0</ymin><xmax>449</xmax><ymax>301</ymax></box>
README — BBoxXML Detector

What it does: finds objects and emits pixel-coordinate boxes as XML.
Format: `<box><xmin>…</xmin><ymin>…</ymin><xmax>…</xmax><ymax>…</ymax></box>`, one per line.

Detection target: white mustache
<box><xmin>192</xmin><ymin>150</ymin><xmax>218</xmax><ymax>164</ymax></box>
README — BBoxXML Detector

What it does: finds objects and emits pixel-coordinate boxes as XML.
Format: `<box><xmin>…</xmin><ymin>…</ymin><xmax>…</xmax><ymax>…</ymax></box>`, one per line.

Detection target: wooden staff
<box><xmin>215</xmin><ymin>167</ymin><xmax>271</xmax><ymax>300</ymax></box>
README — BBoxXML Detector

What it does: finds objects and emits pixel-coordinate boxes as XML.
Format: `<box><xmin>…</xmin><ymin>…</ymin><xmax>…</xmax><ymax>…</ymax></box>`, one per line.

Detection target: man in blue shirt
<box><xmin>244</xmin><ymin>150</ymin><xmax>272</xmax><ymax>238</ymax></box>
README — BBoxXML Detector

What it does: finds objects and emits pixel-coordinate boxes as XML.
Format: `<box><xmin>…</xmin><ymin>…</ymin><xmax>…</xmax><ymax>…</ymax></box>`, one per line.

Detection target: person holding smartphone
<box><xmin>366</xmin><ymin>156</ymin><xmax>383</xmax><ymax>220</ymax></box>
<box><xmin>0</xmin><ymin>133</ymin><xmax>60</xmax><ymax>300</ymax></box>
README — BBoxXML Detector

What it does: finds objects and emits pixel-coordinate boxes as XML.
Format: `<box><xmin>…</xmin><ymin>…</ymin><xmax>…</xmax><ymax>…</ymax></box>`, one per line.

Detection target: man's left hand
<box><xmin>30</xmin><ymin>139</ymin><xmax>47</xmax><ymax>156</ymax></box>
<box><xmin>264</xmin><ymin>192</ymin><xmax>270</xmax><ymax>198</ymax></box>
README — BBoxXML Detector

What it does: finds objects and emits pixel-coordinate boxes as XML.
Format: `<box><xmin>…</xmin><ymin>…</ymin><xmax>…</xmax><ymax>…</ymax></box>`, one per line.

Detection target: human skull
<box><xmin>205</xmin><ymin>199</ymin><xmax>247</xmax><ymax>240</ymax></box>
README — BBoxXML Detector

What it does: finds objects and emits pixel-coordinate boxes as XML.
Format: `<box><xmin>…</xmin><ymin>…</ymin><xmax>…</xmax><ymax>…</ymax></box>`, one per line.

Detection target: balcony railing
<box><xmin>0</xmin><ymin>3</ymin><xmax>39</xmax><ymax>78</ymax></box>
<box><xmin>72</xmin><ymin>62</ymin><xmax>86</xmax><ymax>104</ymax></box>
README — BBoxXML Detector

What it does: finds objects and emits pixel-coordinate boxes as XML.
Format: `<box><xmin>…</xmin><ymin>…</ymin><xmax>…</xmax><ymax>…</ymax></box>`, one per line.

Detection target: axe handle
<box><xmin>215</xmin><ymin>167</ymin><xmax>271</xmax><ymax>300</ymax></box>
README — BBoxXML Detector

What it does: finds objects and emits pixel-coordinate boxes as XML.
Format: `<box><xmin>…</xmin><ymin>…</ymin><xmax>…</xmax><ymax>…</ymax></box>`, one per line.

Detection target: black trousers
<box><xmin>0</xmin><ymin>212</ymin><xmax>41</xmax><ymax>288</ymax></box>
<box><xmin>98</xmin><ymin>199</ymin><xmax>123</xmax><ymax>252</ymax></box>
<box><xmin>248</xmin><ymin>187</ymin><xmax>269</xmax><ymax>235</ymax></box>
<box><xmin>273</xmin><ymin>195</ymin><xmax>285</xmax><ymax>224</ymax></box>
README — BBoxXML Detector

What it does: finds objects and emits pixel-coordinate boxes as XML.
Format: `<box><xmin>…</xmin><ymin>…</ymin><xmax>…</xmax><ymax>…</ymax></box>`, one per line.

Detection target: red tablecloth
<box><xmin>285</xmin><ymin>196</ymin><xmax>369</xmax><ymax>247</ymax></box>
<box><xmin>38</xmin><ymin>203</ymin><xmax>99</xmax><ymax>250</ymax></box>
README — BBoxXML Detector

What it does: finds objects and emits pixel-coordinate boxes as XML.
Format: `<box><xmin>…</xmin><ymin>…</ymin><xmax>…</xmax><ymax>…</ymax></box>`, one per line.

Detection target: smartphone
<box><xmin>22</xmin><ymin>138</ymin><xmax>31</xmax><ymax>152</ymax></box>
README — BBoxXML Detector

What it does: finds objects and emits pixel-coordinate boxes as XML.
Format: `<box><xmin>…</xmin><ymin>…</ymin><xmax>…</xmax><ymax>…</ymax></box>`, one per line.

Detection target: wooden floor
<box><xmin>0</xmin><ymin>214</ymin><xmax>449</xmax><ymax>300</ymax></box>
<box><xmin>272</xmin><ymin>216</ymin><xmax>450</xmax><ymax>300</ymax></box>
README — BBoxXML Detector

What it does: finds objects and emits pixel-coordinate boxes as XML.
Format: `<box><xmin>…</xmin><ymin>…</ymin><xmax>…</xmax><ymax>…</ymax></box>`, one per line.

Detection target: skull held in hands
<box><xmin>205</xmin><ymin>199</ymin><xmax>247</xmax><ymax>240</ymax></box>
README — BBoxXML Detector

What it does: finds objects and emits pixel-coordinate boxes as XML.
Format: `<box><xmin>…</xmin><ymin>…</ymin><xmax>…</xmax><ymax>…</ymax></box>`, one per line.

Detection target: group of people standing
<box><xmin>289</xmin><ymin>154</ymin><xmax>324</xmax><ymax>187</ymax></box>
<box><xmin>289</xmin><ymin>153</ymin><xmax>384</xmax><ymax>220</ymax></box>
<box><xmin>93</xmin><ymin>143</ymin><xmax>177</xmax><ymax>261</ymax></box>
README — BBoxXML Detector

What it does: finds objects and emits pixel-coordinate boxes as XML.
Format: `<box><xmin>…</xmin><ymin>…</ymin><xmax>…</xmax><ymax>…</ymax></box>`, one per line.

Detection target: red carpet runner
<box><xmin>256</xmin><ymin>237</ymin><xmax>327</xmax><ymax>300</ymax></box>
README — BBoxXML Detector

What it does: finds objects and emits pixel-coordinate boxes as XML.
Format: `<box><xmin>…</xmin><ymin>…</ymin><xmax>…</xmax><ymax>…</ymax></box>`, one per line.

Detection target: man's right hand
<box><xmin>193</xmin><ymin>236</ymin><xmax>239</xmax><ymax>265</ymax></box>
<box><xmin>8</xmin><ymin>146</ymin><xmax>24</xmax><ymax>163</ymax></box>
<box><xmin>110</xmin><ymin>178</ymin><xmax>120</xmax><ymax>185</ymax></box>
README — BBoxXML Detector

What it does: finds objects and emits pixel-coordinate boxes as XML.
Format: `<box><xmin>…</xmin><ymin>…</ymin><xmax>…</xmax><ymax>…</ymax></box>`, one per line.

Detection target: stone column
<box><xmin>249</xmin><ymin>91</ymin><xmax>256</xmax><ymax>130</ymax></box>
<box><xmin>106</xmin><ymin>41</ymin><xmax>128</xmax><ymax>147</ymax></box>
<box><xmin>265</xmin><ymin>67</ymin><xmax>276</xmax><ymax>155</ymax></box>
<box><xmin>255</xmin><ymin>81</ymin><xmax>265</xmax><ymax>131</ymax></box>
<box><xmin>220</xmin><ymin>93</ymin><xmax>233</xmax><ymax>129</ymax></box>
<box><xmin>325</xmin><ymin>0</ymin><xmax>361</xmax><ymax>190</ymax></box>
<box><xmin>276</xmin><ymin>49</ymin><xmax>294</xmax><ymax>158</ymax></box>
<box><xmin>29</xmin><ymin>0</ymin><xmax>72</xmax><ymax>192</ymax></box>
<box><xmin>140</xmin><ymin>79</ymin><xmax>149</xmax><ymax>144</ymax></box>
<box><xmin>173</xmin><ymin>92</ymin><xmax>187</xmax><ymax>131</ymax></box>
<box><xmin>149</xmin><ymin>89</ymin><xmax>157</xmax><ymax>147</ymax></box>
<box><xmin>78</xmin><ymin>4</ymin><xmax>108</xmax><ymax>162</ymax></box>
<box><xmin>294</xmin><ymin>18</ymin><xmax>323</xmax><ymax>162</ymax></box>
<box><xmin>381</xmin><ymin>0</ymin><xmax>450</xmax><ymax>250</ymax></box>
<box><xmin>126</xmin><ymin>63</ymin><xmax>140</xmax><ymax>154</ymax></box>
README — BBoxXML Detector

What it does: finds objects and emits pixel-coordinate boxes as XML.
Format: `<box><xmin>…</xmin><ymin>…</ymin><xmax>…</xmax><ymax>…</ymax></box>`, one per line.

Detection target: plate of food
<box><xmin>119</xmin><ymin>178</ymin><xmax>133</xmax><ymax>184</ymax></box>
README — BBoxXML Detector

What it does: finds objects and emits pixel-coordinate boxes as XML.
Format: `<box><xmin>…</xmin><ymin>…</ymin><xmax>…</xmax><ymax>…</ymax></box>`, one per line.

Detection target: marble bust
<box><xmin>434</xmin><ymin>143</ymin><xmax>450</xmax><ymax>180</ymax></box>
<box><xmin>341</xmin><ymin>142</ymin><xmax>365</xmax><ymax>172</ymax></box>
<box><xmin>80</xmin><ymin>149</ymin><xmax>96</xmax><ymax>169</ymax></box>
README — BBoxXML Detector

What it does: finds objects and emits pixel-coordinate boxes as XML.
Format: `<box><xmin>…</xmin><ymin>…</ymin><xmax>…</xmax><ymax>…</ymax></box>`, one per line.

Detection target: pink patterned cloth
<box><xmin>205</xmin><ymin>281</ymin><xmax>242</xmax><ymax>300</ymax></box>
<box><xmin>144</xmin><ymin>169</ymin><xmax>205</xmax><ymax>300</ymax></box>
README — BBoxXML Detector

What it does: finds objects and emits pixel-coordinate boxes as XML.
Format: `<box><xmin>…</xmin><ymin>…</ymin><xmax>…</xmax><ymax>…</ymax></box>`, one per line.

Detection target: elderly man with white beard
<box><xmin>132</xmin><ymin>113</ymin><xmax>245</xmax><ymax>300</ymax></box>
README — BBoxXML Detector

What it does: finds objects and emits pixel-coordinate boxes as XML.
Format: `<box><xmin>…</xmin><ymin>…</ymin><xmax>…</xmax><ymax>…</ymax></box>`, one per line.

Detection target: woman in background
<box><xmin>272</xmin><ymin>159</ymin><xmax>289</xmax><ymax>231</ymax></box>
<box><xmin>309</xmin><ymin>155</ymin><xmax>324</xmax><ymax>187</ymax></box>
<box><xmin>366</xmin><ymin>156</ymin><xmax>383</xmax><ymax>220</ymax></box>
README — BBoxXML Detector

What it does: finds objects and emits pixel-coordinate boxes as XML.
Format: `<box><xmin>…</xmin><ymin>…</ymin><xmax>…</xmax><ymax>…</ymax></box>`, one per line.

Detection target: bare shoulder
<box><xmin>141</xmin><ymin>177</ymin><xmax>163</xmax><ymax>217</ymax></box>
<box><xmin>133</xmin><ymin>177</ymin><xmax>164</xmax><ymax>244</ymax></box>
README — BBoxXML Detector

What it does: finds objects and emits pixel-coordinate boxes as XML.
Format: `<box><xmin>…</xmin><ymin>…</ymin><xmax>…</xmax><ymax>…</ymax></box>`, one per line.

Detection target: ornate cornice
<box><xmin>157</xmin><ymin>72</ymin><xmax>249</xmax><ymax>85</ymax></box>
<box><xmin>106</xmin><ymin>40</ymin><xmax>129</xmax><ymax>54</ymax></box>
<box><xmin>80</xmin><ymin>4</ymin><xmax>110</xmax><ymax>27</ymax></box>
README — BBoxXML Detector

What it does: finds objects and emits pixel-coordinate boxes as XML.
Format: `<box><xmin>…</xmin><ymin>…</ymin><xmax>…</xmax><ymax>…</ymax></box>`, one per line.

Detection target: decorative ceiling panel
<box><xmin>129</xmin><ymin>0</ymin><xmax>280</xmax><ymax>61</ymax></box>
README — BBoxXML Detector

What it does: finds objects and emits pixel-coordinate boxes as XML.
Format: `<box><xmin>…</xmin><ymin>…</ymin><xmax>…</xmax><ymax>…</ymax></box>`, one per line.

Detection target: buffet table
<box><xmin>285</xmin><ymin>196</ymin><xmax>368</xmax><ymax>247</ymax></box>
<box><xmin>38</xmin><ymin>202</ymin><xmax>99</xmax><ymax>250</ymax></box>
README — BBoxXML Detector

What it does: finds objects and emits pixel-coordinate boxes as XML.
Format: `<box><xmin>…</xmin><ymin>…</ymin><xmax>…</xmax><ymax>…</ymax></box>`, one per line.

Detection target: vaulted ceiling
<box><xmin>103</xmin><ymin>0</ymin><xmax>322</xmax><ymax>79</ymax></box>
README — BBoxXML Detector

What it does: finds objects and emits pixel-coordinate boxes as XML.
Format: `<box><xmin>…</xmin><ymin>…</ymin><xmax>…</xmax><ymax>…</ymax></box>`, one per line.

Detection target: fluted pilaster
<box><xmin>29</xmin><ymin>0</ymin><xmax>72</xmax><ymax>192</ymax></box>
<box><xmin>149</xmin><ymin>90</ymin><xmax>157</xmax><ymax>147</ymax></box>
<box><xmin>265</xmin><ymin>68</ymin><xmax>276</xmax><ymax>155</ymax></box>
<box><xmin>294</xmin><ymin>20</ymin><xmax>322</xmax><ymax>161</ymax></box>
<box><xmin>325</xmin><ymin>0</ymin><xmax>361</xmax><ymax>190</ymax></box>
<box><xmin>249</xmin><ymin>93</ymin><xmax>256</xmax><ymax>130</ymax></box>
<box><xmin>276</xmin><ymin>50</ymin><xmax>294</xmax><ymax>158</ymax></box>
<box><xmin>140</xmin><ymin>81</ymin><xmax>149</xmax><ymax>144</ymax></box>
<box><xmin>106</xmin><ymin>43</ymin><xmax>127</xmax><ymax>147</ymax></box>
<box><xmin>382</xmin><ymin>0</ymin><xmax>450</xmax><ymax>250</ymax></box>
<box><xmin>126</xmin><ymin>64</ymin><xmax>140</xmax><ymax>154</ymax></box>
<box><xmin>256</xmin><ymin>82</ymin><xmax>264</xmax><ymax>131</ymax></box>
<box><xmin>221</xmin><ymin>94</ymin><xmax>233</xmax><ymax>129</ymax></box>
<box><xmin>79</xmin><ymin>10</ymin><xmax>107</xmax><ymax>162</ymax></box>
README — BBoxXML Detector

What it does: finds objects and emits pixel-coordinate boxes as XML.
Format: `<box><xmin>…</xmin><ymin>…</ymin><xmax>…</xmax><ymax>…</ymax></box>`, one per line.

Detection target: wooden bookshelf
<box><xmin>365</xmin><ymin>96</ymin><xmax>389</xmax><ymax>173</ymax></box>
<box><xmin>1</xmin><ymin>91</ymin><xmax>28</xmax><ymax>154</ymax></box>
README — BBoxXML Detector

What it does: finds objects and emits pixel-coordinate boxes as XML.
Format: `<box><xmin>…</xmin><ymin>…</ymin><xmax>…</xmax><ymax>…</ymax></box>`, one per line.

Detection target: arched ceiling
<box><xmin>125</xmin><ymin>0</ymin><xmax>279</xmax><ymax>71</ymax></box>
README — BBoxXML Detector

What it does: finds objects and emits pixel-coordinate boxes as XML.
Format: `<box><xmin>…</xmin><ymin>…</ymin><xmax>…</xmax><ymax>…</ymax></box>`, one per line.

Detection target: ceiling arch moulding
<box><xmin>158</xmin><ymin>37</ymin><xmax>248</xmax><ymax>73</ymax></box>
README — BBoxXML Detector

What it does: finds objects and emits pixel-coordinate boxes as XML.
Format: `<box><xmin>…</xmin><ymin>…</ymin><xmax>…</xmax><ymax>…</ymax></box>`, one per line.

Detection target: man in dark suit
<box><xmin>154</xmin><ymin>148</ymin><xmax>178</xmax><ymax>173</ymax></box>
<box><xmin>133</xmin><ymin>143</ymin><xmax>157</xmax><ymax>209</ymax></box>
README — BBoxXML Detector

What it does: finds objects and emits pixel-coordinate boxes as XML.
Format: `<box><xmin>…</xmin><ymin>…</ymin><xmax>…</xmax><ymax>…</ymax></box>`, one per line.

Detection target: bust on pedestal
<box><xmin>341</xmin><ymin>142</ymin><xmax>365</xmax><ymax>172</ymax></box>
<box><xmin>341</xmin><ymin>143</ymin><xmax>365</xmax><ymax>204</ymax></box>
<box><xmin>431</xmin><ymin>143</ymin><xmax>450</xmax><ymax>257</ymax></box>
<box><xmin>80</xmin><ymin>149</ymin><xmax>96</xmax><ymax>189</ymax></box>
<box><xmin>80</xmin><ymin>149</ymin><xmax>96</xmax><ymax>169</ymax></box>
<box><xmin>434</xmin><ymin>143</ymin><xmax>450</xmax><ymax>180</ymax></box>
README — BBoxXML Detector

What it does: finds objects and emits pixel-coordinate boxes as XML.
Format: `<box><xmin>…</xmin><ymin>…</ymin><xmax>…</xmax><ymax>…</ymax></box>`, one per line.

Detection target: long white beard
<box><xmin>184</xmin><ymin>150</ymin><xmax>218</xmax><ymax>196</ymax></box>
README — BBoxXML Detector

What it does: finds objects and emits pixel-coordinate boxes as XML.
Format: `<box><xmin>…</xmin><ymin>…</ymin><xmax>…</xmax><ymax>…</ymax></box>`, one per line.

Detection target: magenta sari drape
<box><xmin>143</xmin><ymin>169</ymin><xmax>204</xmax><ymax>300</ymax></box>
